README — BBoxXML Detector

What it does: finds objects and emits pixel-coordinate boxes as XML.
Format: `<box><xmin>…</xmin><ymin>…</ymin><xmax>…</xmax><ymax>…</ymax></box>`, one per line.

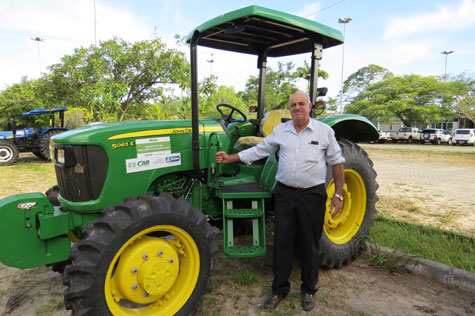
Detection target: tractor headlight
<box><xmin>57</xmin><ymin>148</ymin><xmax>65</xmax><ymax>164</ymax></box>
<box><xmin>49</xmin><ymin>144</ymin><xmax>55</xmax><ymax>161</ymax></box>
<box><xmin>52</xmin><ymin>145</ymin><xmax>77</xmax><ymax>168</ymax></box>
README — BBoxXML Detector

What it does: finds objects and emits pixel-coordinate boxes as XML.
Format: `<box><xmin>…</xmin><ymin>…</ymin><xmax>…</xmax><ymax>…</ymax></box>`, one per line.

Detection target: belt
<box><xmin>277</xmin><ymin>181</ymin><xmax>322</xmax><ymax>191</ymax></box>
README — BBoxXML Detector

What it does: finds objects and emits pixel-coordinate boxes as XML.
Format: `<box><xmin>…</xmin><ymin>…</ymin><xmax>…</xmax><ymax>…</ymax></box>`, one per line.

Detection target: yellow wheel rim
<box><xmin>325</xmin><ymin>169</ymin><xmax>366</xmax><ymax>244</ymax></box>
<box><xmin>104</xmin><ymin>225</ymin><xmax>200</xmax><ymax>316</ymax></box>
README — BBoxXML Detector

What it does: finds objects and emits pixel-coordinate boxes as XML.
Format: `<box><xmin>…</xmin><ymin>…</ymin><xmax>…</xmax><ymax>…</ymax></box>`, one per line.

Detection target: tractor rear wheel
<box><xmin>0</xmin><ymin>140</ymin><xmax>19</xmax><ymax>166</ymax></box>
<box><xmin>320</xmin><ymin>139</ymin><xmax>378</xmax><ymax>268</ymax></box>
<box><xmin>33</xmin><ymin>151</ymin><xmax>48</xmax><ymax>160</ymax></box>
<box><xmin>40</xmin><ymin>130</ymin><xmax>63</xmax><ymax>160</ymax></box>
<box><xmin>63</xmin><ymin>193</ymin><xmax>217</xmax><ymax>316</ymax></box>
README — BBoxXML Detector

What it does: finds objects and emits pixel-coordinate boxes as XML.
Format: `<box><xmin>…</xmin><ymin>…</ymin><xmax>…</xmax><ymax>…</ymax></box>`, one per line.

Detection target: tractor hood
<box><xmin>318</xmin><ymin>114</ymin><xmax>379</xmax><ymax>142</ymax></box>
<box><xmin>0</xmin><ymin>128</ymin><xmax>35</xmax><ymax>140</ymax></box>
<box><xmin>51</xmin><ymin>120</ymin><xmax>225</xmax><ymax>145</ymax></box>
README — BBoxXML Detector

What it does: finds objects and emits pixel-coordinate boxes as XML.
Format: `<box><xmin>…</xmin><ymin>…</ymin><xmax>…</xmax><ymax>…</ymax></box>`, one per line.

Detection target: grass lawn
<box><xmin>370</xmin><ymin>215</ymin><xmax>475</xmax><ymax>273</ymax></box>
<box><xmin>0</xmin><ymin>153</ymin><xmax>56</xmax><ymax>199</ymax></box>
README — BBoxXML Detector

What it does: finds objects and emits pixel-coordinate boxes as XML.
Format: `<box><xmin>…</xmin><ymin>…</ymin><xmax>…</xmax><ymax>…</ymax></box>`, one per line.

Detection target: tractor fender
<box><xmin>317</xmin><ymin>114</ymin><xmax>379</xmax><ymax>143</ymax></box>
<box><xmin>0</xmin><ymin>193</ymin><xmax>71</xmax><ymax>268</ymax></box>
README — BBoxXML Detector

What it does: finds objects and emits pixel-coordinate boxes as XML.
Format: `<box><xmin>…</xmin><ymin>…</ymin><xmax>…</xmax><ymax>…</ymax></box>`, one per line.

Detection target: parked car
<box><xmin>390</xmin><ymin>127</ymin><xmax>421</xmax><ymax>143</ymax></box>
<box><xmin>378</xmin><ymin>130</ymin><xmax>392</xmax><ymax>143</ymax></box>
<box><xmin>453</xmin><ymin>128</ymin><xmax>475</xmax><ymax>146</ymax></box>
<box><xmin>420</xmin><ymin>128</ymin><xmax>452</xmax><ymax>145</ymax></box>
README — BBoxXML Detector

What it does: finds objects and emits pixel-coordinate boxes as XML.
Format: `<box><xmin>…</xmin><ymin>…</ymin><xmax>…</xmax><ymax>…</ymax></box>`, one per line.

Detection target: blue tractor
<box><xmin>0</xmin><ymin>107</ymin><xmax>68</xmax><ymax>166</ymax></box>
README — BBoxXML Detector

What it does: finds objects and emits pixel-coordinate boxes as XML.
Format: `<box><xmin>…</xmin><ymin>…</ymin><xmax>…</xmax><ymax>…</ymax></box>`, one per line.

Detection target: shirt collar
<box><xmin>284</xmin><ymin>118</ymin><xmax>316</xmax><ymax>133</ymax></box>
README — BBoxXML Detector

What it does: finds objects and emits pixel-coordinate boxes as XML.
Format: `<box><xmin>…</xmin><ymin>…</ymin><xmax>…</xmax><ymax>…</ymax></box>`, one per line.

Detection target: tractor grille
<box><xmin>55</xmin><ymin>145</ymin><xmax>108</xmax><ymax>202</ymax></box>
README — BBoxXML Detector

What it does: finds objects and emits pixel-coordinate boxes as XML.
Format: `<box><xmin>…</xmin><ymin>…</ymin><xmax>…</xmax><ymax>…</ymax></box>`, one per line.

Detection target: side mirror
<box><xmin>248</xmin><ymin>105</ymin><xmax>257</xmax><ymax>113</ymax></box>
<box><xmin>317</xmin><ymin>87</ymin><xmax>328</xmax><ymax>97</ymax></box>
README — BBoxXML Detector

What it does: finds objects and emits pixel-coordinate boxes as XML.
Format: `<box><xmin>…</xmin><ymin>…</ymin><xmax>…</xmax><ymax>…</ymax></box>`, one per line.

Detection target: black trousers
<box><xmin>272</xmin><ymin>182</ymin><xmax>327</xmax><ymax>297</ymax></box>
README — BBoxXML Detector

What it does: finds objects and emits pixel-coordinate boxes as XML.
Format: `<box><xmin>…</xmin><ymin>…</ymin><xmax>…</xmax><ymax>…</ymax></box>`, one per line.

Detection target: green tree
<box><xmin>48</xmin><ymin>38</ymin><xmax>190</xmax><ymax>122</ymax></box>
<box><xmin>0</xmin><ymin>77</ymin><xmax>53</xmax><ymax>129</ymax></box>
<box><xmin>293</xmin><ymin>60</ymin><xmax>329</xmax><ymax>91</ymax></box>
<box><xmin>242</xmin><ymin>62</ymin><xmax>299</xmax><ymax>111</ymax></box>
<box><xmin>449</xmin><ymin>73</ymin><xmax>475</xmax><ymax>123</ymax></box>
<box><xmin>345</xmin><ymin>75</ymin><xmax>455</xmax><ymax>126</ymax></box>
<box><xmin>343</xmin><ymin>64</ymin><xmax>393</xmax><ymax>102</ymax></box>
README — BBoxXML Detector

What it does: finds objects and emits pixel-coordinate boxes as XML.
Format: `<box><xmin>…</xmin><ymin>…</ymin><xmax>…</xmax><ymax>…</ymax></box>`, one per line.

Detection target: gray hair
<box><xmin>288</xmin><ymin>91</ymin><xmax>311</xmax><ymax>107</ymax></box>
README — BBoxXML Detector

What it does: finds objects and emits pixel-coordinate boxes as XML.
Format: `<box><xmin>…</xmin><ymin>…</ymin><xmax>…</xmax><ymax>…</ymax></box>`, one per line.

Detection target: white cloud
<box><xmin>0</xmin><ymin>0</ymin><xmax>151</xmax><ymax>44</ymax></box>
<box><xmin>0</xmin><ymin>0</ymin><xmax>153</xmax><ymax>88</ymax></box>
<box><xmin>293</xmin><ymin>2</ymin><xmax>321</xmax><ymax>20</ymax></box>
<box><xmin>383</xmin><ymin>0</ymin><xmax>475</xmax><ymax>40</ymax></box>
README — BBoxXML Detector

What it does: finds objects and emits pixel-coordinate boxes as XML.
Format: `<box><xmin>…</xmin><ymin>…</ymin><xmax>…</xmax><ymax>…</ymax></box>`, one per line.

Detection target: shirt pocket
<box><xmin>305</xmin><ymin>143</ymin><xmax>325</xmax><ymax>162</ymax></box>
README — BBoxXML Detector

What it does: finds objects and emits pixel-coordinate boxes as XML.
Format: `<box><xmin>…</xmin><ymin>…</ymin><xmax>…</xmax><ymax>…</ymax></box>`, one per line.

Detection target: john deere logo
<box><xmin>138</xmin><ymin>160</ymin><xmax>150</xmax><ymax>166</ymax></box>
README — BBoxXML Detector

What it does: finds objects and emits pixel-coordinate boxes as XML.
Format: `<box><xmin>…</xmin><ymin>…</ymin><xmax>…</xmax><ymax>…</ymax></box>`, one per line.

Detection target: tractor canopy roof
<box><xmin>185</xmin><ymin>5</ymin><xmax>343</xmax><ymax>57</ymax></box>
<box><xmin>23</xmin><ymin>107</ymin><xmax>68</xmax><ymax>116</ymax></box>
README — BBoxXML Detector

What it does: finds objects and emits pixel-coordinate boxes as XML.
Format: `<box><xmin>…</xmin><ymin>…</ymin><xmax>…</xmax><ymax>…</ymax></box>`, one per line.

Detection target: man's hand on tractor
<box><xmin>216</xmin><ymin>151</ymin><xmax>240</xmax><ymax>164</ymax></box>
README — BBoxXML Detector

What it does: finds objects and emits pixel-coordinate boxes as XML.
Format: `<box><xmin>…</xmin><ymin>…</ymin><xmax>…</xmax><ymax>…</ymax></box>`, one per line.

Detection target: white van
<box><xmin>453</xmin><ymin>128</ymin><xmax>475</xmax><ymax>146</ymax></box>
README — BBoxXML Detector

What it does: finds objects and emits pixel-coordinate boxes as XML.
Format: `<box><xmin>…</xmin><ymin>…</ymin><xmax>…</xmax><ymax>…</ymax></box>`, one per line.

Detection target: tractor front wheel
<box><xmin>63</xmin><ymin>193</ymin><xmax>217</xmax><ymax>316</ymax></box>
<box><xmin>0</xmin><ymin>140</ymin><xmax>19</xmax><ymax>166</ymax></box>
<box><xmin>320</xmin><ymin>139</ymin><xmax>378</xmax><ymax>268</ymax></box>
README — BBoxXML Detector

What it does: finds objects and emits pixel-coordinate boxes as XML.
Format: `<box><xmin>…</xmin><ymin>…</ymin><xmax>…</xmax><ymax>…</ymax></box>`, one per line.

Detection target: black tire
<box><xmin>407</xmin><ymin>137</ymin><xmax>412</xmax><ymax>144</ymax></box>
<box><xmin>447</xmin><ymin>138</ymin><xmax>452</xmax><ymax>145</ymax></box>
<box><xmin>45</xmin><ymin>185</ymin><xmax>60</xmax><ymax>206</ymax></box>
<box><xmin>40</xmin><ymin>130</ymin><xmax>64</xmax><ymax>160</ymax></box>
<box><xmin>33</xmin><ymin>151</ymin><xmax>48</xmax><ymax>160</ymax></box>
<box><xmin>0</xmin><ymin>140</ymin><xmax>19</xmax><ymax>166</ymax></box>
<box><xmin>436</xmin><ymin>138</ymin><xmax>441</xmax><ymax>145</ymax></box>
<box><xmin>319</xmin><ymin>139</ymin><xmax>378</xmax><ymax>268</ymax></box>
<box><xmin>64</xmin><ymin>193</ymin><xmax>217</xmax><ymax>316</ymax></box>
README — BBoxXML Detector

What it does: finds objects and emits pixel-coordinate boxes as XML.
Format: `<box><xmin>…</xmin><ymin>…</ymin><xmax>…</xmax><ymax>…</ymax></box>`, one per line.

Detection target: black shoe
<box><xmin>301</xmin><ymin>293</ymin><xmax>315</xmax><ymax>311</ymax></box>
<box><xmin>264</xmin><ymin>294</ymin><xmax>283</xmax><ymax>309</ymax></box>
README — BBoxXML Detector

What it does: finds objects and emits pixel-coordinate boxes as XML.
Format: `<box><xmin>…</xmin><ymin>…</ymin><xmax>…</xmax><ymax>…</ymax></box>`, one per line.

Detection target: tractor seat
<box><xmin>237</xmin><ymin>110</ymin><xmax>291</xmax><ymax>148</ymax></box>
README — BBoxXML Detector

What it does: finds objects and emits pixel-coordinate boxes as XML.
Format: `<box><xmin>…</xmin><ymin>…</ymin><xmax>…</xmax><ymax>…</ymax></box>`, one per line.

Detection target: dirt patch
<box><xmin>1</xmin><ymin>149</ymin><xmax>474</xmax><ymax>315</ymax></box>
<box><xmin>194</xmin><ymin>248</ymin><xmax>474</xmax><ymax>316</ymax></box>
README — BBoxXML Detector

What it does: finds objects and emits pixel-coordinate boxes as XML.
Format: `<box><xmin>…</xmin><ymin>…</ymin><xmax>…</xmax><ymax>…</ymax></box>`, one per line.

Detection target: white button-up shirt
<box><xmin>238</xmin><ymin>119</ymin><xmax>345</xmax><ymax>188</ymax></box>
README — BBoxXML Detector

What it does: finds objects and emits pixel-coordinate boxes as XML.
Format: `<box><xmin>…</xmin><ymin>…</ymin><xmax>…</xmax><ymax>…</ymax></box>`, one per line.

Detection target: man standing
<box><xmin>216</xmin><ymin>91</ymin><xmax>345</xmax><ymax>311</ymax></box>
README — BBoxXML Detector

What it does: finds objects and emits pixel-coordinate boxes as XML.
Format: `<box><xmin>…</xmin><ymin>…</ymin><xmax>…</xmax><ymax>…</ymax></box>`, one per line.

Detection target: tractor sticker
<box><xmin>125</xmin><ymin>137</ymin><xmax>181</xmax><ymax>173</ymax></box>
<box><xmin>108</xmin><ymin>125</ymin><xmax>224</xmax><ymax>140</ymax></box>
<box><xmin>111</xmin><ymin>141</ymin><xmax>135</xmax><ymax>150</ymax></box>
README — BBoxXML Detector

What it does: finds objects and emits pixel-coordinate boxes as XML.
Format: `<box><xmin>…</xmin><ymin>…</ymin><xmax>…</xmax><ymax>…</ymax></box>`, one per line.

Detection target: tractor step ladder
<box><xmin>221</xmin><ymin>196</ymin><xmax>267</xmax><ymax>257</ymax></box>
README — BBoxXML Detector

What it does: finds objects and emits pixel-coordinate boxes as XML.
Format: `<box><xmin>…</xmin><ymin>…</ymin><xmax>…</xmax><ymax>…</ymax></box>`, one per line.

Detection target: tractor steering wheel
<box><xmin>216</xmin><ymin>103</ymin><xmax>247</xmax><ymax>127</ymax></box>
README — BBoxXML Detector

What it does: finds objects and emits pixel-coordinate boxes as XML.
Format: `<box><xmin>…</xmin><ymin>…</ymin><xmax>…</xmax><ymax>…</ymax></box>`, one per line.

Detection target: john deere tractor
<box><xmin>0</xmin><ymin>6</ymin><xmax>379</xmax><ymax>316</ymax></box>
<box><xmin>0</xmin><ymin>106</ymin><xmax>68</xmax><ymax>165</ymax></box>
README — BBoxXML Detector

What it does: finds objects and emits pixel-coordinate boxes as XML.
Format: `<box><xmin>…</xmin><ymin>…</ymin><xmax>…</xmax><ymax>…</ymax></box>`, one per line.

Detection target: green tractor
<box><xmin>0</xmin><ymin>6</ymin><xmax>379</xmax><ymax>316</ymax></box>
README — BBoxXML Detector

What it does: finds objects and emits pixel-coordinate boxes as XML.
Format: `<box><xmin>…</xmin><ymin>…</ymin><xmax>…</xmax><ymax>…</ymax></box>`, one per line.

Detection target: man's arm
<box><xmin>216</xmin><ymin>151</ymin><xmax>241</xmax><ymax>164</ymax></box>
<box><xmin>330</xmin><ymin>163</ymin><xmax>345</xmax><ymax>218</ymax></box>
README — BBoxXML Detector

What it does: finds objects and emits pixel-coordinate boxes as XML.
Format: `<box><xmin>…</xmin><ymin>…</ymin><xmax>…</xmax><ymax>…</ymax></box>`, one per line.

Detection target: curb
<box><xmin>367</xmin><ymin>243</ymin><xmax>475</xmax><ymax>294</ymax></box>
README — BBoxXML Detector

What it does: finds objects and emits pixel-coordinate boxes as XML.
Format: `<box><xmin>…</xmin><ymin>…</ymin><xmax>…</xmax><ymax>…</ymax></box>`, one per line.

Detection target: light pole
<box><xmin>441</xmin><ymin>50</ymin><xmax>453</xmax><ymax>81</ymax></box>
<box><xmin>30</xmin><ymin>37</ymin><xmax>44</xmax><ymax>75</ymax></box>
<box><xmin>338</xmin><ymin>17</ymin><xmax>352</xmax><ymax>113</ymax></box>
<box><xmin>206</xmin><ymin>53</ymin><xmax>214</xmax><ymax>76</ymax></box>
<box><xmin>94</xmin><ymin>0</ymin><xmax>97</xmax><ymax>45</ymax></box>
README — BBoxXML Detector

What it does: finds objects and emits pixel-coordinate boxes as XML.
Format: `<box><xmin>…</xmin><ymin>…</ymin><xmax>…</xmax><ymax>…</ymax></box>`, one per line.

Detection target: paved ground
<box><xmin>364</xmin><ymin>142</ymin><xmax>475</xmax><ymax>152</ymax></box>
<box><xmin>361</xmin><ymin>144</ymin><xmax>475</xmax><ymax>234</ymax></box>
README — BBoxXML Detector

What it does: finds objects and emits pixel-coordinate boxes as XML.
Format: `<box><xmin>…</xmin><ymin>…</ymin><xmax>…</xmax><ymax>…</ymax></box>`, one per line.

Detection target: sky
<box><xmin>0</xmin><ymin>0</ymin><xmax>474</xmax><ymax>101</ymax></box>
